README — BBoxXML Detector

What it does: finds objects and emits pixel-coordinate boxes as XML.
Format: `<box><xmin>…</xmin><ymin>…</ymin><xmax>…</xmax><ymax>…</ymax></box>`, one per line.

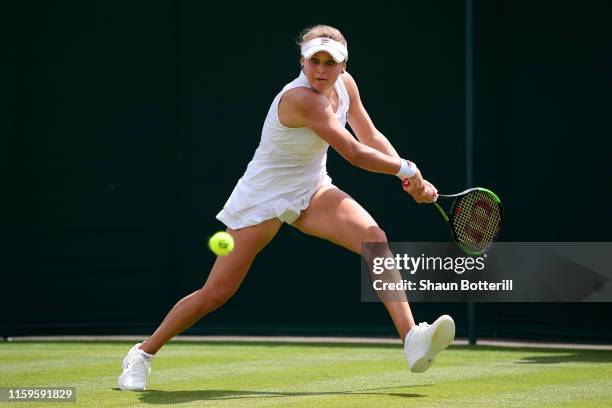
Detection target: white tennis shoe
<box><xmin>404</xmin><ymin>315</ymin><xmax>455</xmax><ymax>373</ymax></box>
<box><xmin>118</xmin><ymin>343</ymin><xmax>153</xmax><ymax>391</ymax></box>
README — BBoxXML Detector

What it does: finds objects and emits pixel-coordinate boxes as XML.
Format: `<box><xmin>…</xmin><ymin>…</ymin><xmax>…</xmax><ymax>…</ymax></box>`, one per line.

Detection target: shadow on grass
<box><xmin>120</xmin><ymin>384</ymin><xmax>429</xmax><ymax>404</ymax></box>
<box><xmin>517</xmin><ymin>350</ymin><xmax>612</xmax><ymax>365</ymax></box>
<box><xmin>452</xmin><ymin>345</ymin><xmax>612</xmax><ymax>365</ymax></box>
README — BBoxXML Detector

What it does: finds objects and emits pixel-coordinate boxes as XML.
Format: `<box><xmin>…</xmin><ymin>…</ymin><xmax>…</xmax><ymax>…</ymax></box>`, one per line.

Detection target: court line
<box><xmin>4</xmin><ymin>335</ymin><xmax>612</xmax><ymax>350</ymax></box>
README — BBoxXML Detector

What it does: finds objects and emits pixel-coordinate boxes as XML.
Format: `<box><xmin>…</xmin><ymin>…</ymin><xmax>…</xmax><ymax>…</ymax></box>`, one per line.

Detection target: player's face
<box><xmin>301</xmin><ymin>51</ymin><xmax>346</xmax><ymax>93</ymax></box>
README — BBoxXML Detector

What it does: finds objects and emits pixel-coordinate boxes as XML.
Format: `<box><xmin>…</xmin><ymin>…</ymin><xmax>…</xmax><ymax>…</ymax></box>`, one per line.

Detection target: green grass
<box><xmin>1</xmin><ymin>341</ymin><xmax>612</xmax><ymax>407</ymax></box>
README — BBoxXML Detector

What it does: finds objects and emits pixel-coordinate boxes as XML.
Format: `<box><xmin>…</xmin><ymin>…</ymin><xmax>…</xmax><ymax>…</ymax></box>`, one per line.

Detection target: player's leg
<box><xmin>291</xmin><ymin>184</ymin><xmax>415</xmax><ymax>340</ymax></box>
<box><xmin>292</xmin><ymin>184</ymin><xmax>455</xmax><ymax>373</ymax></box>
<box><xmin>141</xmin><ymin>217</ymin><xmax>282</xmax><ymax>354</ymax></box>
<box><xmin>119</xmin><ymin>218</ymin><xmax>282</xmax><ymax>390</ymax></box>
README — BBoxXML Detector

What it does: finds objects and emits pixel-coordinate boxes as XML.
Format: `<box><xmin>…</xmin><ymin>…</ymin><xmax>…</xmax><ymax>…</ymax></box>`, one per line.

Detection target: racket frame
<box><xmin>433</xmin><ymin>187</ymin><xmax>502</xmax><ymax>255</ymax></box>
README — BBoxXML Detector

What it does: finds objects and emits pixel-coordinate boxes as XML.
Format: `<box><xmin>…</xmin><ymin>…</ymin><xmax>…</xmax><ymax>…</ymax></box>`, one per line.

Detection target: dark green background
<box><xmin>3</xmin><ymin>1</ymin><xmax>611</xmax><ymax>341</ymax></box>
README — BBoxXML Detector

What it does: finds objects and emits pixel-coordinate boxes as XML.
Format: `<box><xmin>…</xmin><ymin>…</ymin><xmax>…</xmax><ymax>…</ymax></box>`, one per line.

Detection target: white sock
<box><xmin>139</xmin><ymin>350</ymin><xmax>153</xmax><ymax>361</ymax></box>
<box><xmin>136</xmin><ymin>343</ymin><xmax>154</xmax><ymax>360</ymax></box>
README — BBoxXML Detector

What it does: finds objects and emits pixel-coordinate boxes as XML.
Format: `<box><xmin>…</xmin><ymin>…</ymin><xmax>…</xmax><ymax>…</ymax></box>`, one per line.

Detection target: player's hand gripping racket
<box><xmin>403</xmin><ymin>180</ymin><xmax>504</xmax><ymax>255</ymax></box>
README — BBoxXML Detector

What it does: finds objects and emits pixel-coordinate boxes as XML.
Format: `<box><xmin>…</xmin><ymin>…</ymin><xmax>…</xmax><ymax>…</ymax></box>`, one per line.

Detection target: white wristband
<box><xmin>396</xmin><ymin>159</ymin><xmax>418</xmax><ymax>179</ymax></box>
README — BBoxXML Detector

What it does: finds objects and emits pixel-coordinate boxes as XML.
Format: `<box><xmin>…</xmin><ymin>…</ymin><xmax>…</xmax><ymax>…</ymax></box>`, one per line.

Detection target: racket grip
<box><xmin>403</xmin><ymin>178</ymin><xmax>438</xmax><ymax>202</ymax></box>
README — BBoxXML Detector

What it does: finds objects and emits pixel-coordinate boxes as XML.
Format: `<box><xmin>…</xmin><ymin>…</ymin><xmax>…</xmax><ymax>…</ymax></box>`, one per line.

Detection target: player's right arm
<box><xmin>279</xmin><ymin>87</ymin><xmax>435</xmax><ymax>203</ymax></box>
<box><xmin>280</xmin><ymin>87</ymin><xmax>405</xmax><ymax>177</ymax></box>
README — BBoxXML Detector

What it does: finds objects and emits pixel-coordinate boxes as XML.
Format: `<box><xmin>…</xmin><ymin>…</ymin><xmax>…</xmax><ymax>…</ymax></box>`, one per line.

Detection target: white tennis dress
<box><xmin>216</xmin><ymin>71</ymin><xmax>350</xmax><ymax>229</ymax></box>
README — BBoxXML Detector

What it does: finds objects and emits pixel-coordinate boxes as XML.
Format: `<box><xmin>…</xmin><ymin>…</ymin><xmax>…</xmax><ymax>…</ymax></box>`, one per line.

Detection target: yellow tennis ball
<box><xmin>208</xmin><ymin>231</ymin><xmax>235</xmax><ymax>256</ymax></box>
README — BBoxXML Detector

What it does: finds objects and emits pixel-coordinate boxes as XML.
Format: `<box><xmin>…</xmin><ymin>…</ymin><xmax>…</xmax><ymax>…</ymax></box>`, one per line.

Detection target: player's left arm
<box><xmin>342</xmin><ymin>72</ymin><xmax>400</xmax><ymax>159</ymax></box>
<box><xmin>343</xmin><ymin>71</ymin><xmax>436</xmax><ymax>203</ymax></box>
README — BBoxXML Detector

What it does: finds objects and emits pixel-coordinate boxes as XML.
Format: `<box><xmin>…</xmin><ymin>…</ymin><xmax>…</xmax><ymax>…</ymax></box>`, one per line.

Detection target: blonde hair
<box><xmin>297</xmin><ymin>25</ymin><xmax>347</xmax><ymax>48</ymax></box>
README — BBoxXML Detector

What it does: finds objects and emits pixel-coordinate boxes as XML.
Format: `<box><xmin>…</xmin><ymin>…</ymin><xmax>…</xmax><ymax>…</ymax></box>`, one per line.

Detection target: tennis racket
<box><xmin>403</xmin><ymin>180</ymin><xmax>504</xmax><ymax>255</ymax></box>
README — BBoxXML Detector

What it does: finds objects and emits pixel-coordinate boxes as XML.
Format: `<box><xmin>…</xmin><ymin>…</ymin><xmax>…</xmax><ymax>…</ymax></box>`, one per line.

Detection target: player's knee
<box><xmin>196</xmin><ymin>287</ymin><xmax>235</xmax><ymax>314</ymax></box>
<box><xmin>363</xmin><ymin>226</ymin><xmax>387</xmax><ymax>243</ymax></box>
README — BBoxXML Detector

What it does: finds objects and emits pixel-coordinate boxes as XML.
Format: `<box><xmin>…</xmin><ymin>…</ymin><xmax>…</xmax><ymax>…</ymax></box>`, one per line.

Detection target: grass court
<box><xmin>1</xmin><ymin>340</ymin><xmax>611</xmax><ymax>407</ymax></box>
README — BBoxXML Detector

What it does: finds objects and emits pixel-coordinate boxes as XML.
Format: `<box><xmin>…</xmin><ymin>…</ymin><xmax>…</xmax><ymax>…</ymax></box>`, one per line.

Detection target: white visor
<box><xmin>301</xmin><ymin>37</ymin><xmax>348</xmax><ymax>62</ymax></box>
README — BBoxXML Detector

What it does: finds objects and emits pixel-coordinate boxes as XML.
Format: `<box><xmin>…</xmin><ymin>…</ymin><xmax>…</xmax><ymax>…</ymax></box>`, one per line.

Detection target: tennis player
<box><xmin>118</xmin><ymin>25</ymin><xmax>455</xmax><ymax>391</ymax></box>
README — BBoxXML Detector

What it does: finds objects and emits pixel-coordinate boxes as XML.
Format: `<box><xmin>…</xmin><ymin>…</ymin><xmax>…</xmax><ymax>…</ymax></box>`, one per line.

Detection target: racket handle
<box><xmin>403</xmin><ymin>178</ymin><xmax>439</xmax><ymax>202</ymax></box>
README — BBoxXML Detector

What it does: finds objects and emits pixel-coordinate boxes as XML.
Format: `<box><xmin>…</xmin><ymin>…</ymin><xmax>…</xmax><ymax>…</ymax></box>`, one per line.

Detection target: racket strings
<box><xmin>451</xmin><ymin>190</ymin><xmax>502</xmax><ymax>252</ymax></box>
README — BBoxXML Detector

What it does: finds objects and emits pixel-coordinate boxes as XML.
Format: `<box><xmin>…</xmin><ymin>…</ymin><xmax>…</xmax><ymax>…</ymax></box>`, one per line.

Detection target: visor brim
<box><xmin>302</xmin><ymin>45</ymin><xmax>347</xmax><ymax>63</ymax></box>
